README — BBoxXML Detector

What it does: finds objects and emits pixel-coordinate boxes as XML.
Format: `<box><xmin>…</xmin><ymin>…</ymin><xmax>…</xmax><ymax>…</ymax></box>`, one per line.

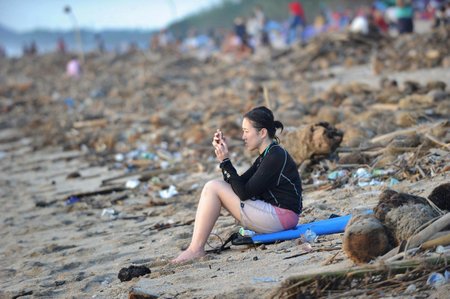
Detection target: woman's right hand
<box><xmin>214</xmin><ymin>139</ymin><xmax>229</xmax><ymax>162</ymax></box>
<box><xmin>212</xmin><ymin>129</ymin><xmax>229</xmax><ymax>162</ymax></box>
<box><xmin>212</xmin><ymin>129</ymin><xmax>224</xmax><ymax>147</ymax></box>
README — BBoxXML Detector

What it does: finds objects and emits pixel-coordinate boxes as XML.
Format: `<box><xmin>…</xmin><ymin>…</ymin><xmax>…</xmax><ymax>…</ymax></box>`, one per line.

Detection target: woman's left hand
<box><xmin>214</xmin><ymin>140</ymin><xmax>229</xmax><ymax>162</ymax></box>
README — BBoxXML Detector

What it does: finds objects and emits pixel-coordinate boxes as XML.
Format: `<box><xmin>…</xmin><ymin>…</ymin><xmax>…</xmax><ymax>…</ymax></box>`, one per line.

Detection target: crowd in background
<box><xmin>4</xmin><ymin>0</ymin><xmax>449</xmax><ymax>63</ymax></box>
<box><xmin>148</xmin><ymin>0</ymin><xmax>450</xmax><ymax>60</ymax></box>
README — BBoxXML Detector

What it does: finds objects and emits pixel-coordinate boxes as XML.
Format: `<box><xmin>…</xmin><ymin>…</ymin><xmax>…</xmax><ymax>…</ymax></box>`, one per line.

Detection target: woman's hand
<box><xmin>214</xmin><ymin>141</ymin><xmax>229</xmax><ymax>162</ymax></box>
<box><xmin>212</xmin><ymin>129</ymin><xmax>229</xmax><ymax>162</ymax></box>
<box><xmin>212</xmin><ymin>129</ymin><xmax>224</xmax><ymax>147</ymax></box>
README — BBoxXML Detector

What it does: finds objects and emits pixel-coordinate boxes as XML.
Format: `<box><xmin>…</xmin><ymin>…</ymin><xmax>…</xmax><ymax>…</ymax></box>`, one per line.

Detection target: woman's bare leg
<box><xmin>171</xmin><ymin>179</ymin><xmax>241</xmax><ymax>263</ymax></box>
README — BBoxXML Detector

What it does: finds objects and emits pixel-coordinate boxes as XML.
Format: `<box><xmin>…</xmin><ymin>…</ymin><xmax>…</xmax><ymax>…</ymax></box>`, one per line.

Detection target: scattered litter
<box><xmin>64</xmin><ymin>97</ymin><xmax>75</xmax><ymax>109</ymax></box>
<box><xmin>327</xmin><ymin>170</ymin><xmax>348</xmax><ymax>180</ymax></box>
<box><xmin>158</xmin><ymin>185</ymin><xmax>178</xmax><ymax>199</ymax></box>
<box><xmin>354</xmin><ymin>168</ymin><xmax>372</xmax><ymax>179</ymax></box>
<box><xmin>404</xmin><ymin>284</ymin><xmax>416</xmax><ymax>294</ymax></box>
<box><xmin>125</xmin><ymin>179</ymin><xmax>140</xmax><ymax>189</ymax></box>
<box><xmin>65</xmin><ymin>196</ymin><xmax>81</xmax><ymax>206</ymax></box>
<box><xmin>303</xmin><ymin>228</ymin><xmax>318</xmax><ymax>244</ymax></box>
<box><xmin>114</xmin><ymin>153</ymin><xmax>124</xmax><ymax>162</ymax></box>
<box><xmin>101</xmin><ymin>208</ymin><xmax>118</xmax><ymax>220</ymax></box>
<box><xmin>252</xmin><ymin>277</ymin><xmax>278</xmax><ymax>283</ymax></box>
<box><xmin>389</xmin><ymin>177</ymin><xmax>400</xmax><ymax>186</ymax></box>
<box><xmin>435</xmin><ymin>245</ymin><xmax>446</xmax><ymax>254</ymax></box>
<box><xmin>426</xmin><ymin>272</ymin><xmax>446</xmax><ymax>288</ymax></box>
<box><xmin>239</xmin><ymin>227</ymin><xmax>256</xmax><ymax>237</ymax></box>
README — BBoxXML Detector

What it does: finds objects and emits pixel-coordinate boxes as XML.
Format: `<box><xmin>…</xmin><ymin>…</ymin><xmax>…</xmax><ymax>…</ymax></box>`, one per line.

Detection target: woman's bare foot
<box><xmin>171</xmin><ymin>248</ymin><xmax>205</xmax><ymax>264</ymax></box>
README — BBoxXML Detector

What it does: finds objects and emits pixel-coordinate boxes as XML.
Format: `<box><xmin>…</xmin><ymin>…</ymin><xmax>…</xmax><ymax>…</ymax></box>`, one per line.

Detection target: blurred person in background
<box><xmin>287</xmin><ymin>1</ymin><xmax>306</xmax><ymax>44</ymax></box>
<box><xmin>396</xmin><ymin>0</ymin><xmax>414</xmax><ymax>34</ymax></box>
<box><xmin>234</xmin><ymin>17</ymin><xmax>252</xmax><ymax>54</ymax></box>
<box><xmin>57</xmin><ymin>37</ymin><xmax>66</xmax><ymax>54</ymax></box>
<box><xmin>372</xmin><ymin>6</ymin><xmax>389</xmax><ymax>33</ymax></box>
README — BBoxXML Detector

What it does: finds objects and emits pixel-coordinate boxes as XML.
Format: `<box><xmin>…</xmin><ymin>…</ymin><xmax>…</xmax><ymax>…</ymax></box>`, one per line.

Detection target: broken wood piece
<box><xmin>128</xmin><ymin>159</ymin><xmax>154</xmax><ymax>167</ymax></box>
<box><xmin>370</xmin><ymin>121</ymin><xmax>447</xmax><ymax>145</ymax></box>
<box><xmin>421</xmin><ymin>233</ymin><xmax>450</xmax><ymax>250</ymax></box>
<box><xmin>73</xmin><ymin>118</ymin><xmax>108</xmax><ymax>129</ymax></box>
<box><xmin>406</xmin><ymin>213</ymin><xmax>450</xmax><ymax>251</ymax></box>
<box><xmin>369</xmin><ymin>103</ymin><xmax>399</xmax><ymax>111</ymax></box>
<box><xmin>110</xmin><ymin>193</ymin><xmax>129</xmax><ymax>204</ymax></box>
<box><xmin>61</xmin><ymin>186</ymin><xmax>126</xmax><ymax>201</ymax></box>
<box><xmin>424</xmin><ymin>133</ymin><xmax>450</xmax><ymax>149</ymax></box>
<box><xmin>380</xmin><ymin>245</ymin><xmax>401</xmax><ymax>261</ymax></box>
<box><xmin>274</xmin><ymin>254</ymin><xmax>450</xmax><ymax>299</ymax></box>
<box><xmin>321</xmin><ymin>251</ymin><xmax>340</xmax><ymax>266</ymax></box>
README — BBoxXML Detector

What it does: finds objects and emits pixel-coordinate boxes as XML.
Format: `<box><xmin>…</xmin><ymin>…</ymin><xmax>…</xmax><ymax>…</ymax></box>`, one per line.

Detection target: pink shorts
<box><xmin>239</xmin><ymin>200</ymin><xmax>299</xmax><ymax>233</ymax></box>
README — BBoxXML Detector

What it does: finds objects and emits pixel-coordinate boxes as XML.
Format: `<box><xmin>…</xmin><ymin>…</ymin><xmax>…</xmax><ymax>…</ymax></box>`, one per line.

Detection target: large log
<box><xmin>282</xmin><ymin>122</ymin><xmax>343</xmax><ymax>165</ymax></box>
<box><xmin>343</xmin><ymin>214</ymin><xmax>392</xmax><ymax>264</ymax></box>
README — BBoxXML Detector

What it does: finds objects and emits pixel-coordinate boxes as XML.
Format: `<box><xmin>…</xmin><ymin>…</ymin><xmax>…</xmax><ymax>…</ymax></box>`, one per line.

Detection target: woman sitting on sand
<box><xmin>172</xmin><ymin>106</ymin><xmax>302</xmax><ymax>263</ymax></box>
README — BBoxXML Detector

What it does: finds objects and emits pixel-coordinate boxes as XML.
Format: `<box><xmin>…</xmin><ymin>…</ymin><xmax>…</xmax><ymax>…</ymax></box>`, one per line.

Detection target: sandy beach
<box><xmin>1</xmin><ymin>27</ymin><xmax>449</xmax><ymax>298</ymax></box>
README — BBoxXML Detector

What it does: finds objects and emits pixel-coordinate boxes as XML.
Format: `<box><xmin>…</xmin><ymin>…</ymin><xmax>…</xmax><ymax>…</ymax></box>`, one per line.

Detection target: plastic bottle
<box><xmin>239</xmin><ymin>227</ymin><xmax>256</xmax><ymax>237</ymax></box>
<box><xmin>426</xmin><ymin>272</ymin><xmax>446</xmax><ymax>288</ymax></box>
<box><xmin>304</xmin><ymin>228</ymin><xmax>318</xmax><ymax>243</ymax></box>
<box><xmin>405</xmin><ymin>284</ymin><xmax>416</xmax><ymax>293</ymax></box>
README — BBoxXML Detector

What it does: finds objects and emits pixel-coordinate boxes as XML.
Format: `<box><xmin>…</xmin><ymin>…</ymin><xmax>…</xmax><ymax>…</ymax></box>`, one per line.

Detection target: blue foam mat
<box><xmin>251</xmin><ymin>211</ymin><xmax>372</xmax><ymax>244</ymax></box>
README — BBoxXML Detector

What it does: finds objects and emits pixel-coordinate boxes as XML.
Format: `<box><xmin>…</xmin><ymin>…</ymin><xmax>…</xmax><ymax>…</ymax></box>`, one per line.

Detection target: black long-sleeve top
<box><xmin>220</xmin><ymin>142</ymin><xmax>302</xmax><ymax>214</ymax></box>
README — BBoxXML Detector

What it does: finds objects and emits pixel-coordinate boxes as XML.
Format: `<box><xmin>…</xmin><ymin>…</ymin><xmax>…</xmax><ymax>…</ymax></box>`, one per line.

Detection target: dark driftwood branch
<box><xmin>272</xmin><ymin>254</ymin><xmax>450</xmax><ymax>299</ymax></box>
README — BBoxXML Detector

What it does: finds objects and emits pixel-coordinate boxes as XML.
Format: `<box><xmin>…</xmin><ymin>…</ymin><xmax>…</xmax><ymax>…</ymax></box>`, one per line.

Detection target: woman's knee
<box><xmin>202</xmin><ymin>179</ymin><xmax>223</xmax><ymax>195</ymax></box>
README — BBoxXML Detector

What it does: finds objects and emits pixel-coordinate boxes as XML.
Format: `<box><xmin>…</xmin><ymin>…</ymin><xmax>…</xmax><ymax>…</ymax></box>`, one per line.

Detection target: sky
<box><xmin>0</xmin><ymin>0</ymin><xmax>222</xmax><ymax>32</ymax></box>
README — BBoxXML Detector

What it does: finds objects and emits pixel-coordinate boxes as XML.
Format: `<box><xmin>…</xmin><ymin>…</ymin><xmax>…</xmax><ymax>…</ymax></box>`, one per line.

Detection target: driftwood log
<box><xmin>282</xmin><ymin>122</ymin><xmax>343</xmax><ymax>165</ymax></box>
<box><xmin>342</xmin><ymin>214</ymin><xmax>391</xmax><ymax>264</ymax></box>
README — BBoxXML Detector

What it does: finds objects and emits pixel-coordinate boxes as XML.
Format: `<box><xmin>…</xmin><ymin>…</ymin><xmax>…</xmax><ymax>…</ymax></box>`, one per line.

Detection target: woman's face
<box><xmin>242</xmin><ymin>117</ymin><xmax>262</xmax><ymax>151</ymax></box>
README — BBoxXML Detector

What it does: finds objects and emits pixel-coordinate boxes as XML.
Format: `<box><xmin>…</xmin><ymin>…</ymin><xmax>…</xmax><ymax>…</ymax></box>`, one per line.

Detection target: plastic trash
<box><xmin>101</xmin><ymin>208</ymin><xmax>118</xmax><ymax>220</ymax></box>
<box><xmin>141</xmin><ymin>152</ymin><xmax>156</xmax><ymax>160</ymax></box>
<box><xmin>436</xmin><ymin>245</ymin><xmax>445</xmax><ymax>254</ymax></box>
<box><xmin>114</xmin><ymin>153</ymin><xmax>124</xmax><ymax>162</ymax></box>
<box><xmin>125</xmin><ymin>179</ymin><xmax>140</xmax><ymax>189</ymax></box>
<box><xmin>101</xmin><ymin>279</ymin><xmax>110</xmax><ymax>286</ymax></box>
<box><xmin>371</xmin><ymin>168</ymin><xmax>394</xmax><ymax>177</ymax></box>
<box><xmin>327</xmin><ymin>170</ymin><xmax>348</xmax><ymax>180</ymax></box>
<box><xmin>160</xmin><ymin>161</ymin><xmax>170</xmax><ymax>169</ymax></box>
<box><xmin>426</xmin><ymin>272</ymin><xmax>446</xmax><ymax>288</ymax></box>
<box><xmin>158</xmin><ymin>185</ymin><xmax>178</xmax><ymax>199</ymax></box>
<box><xmin>239</xmin><ymin>227</ymin><xmax>256</xmax><ymax>237</ymax></box>
<box><xmin>405</xmin><ymin>284</ymin><xmax>416</xmax><ymax>293</ymax></box>
<box><xmin>357</xmin><ymin>179</ymin><xmax>383</xmax><ymax>187</ymax></box>
<box><xmin>252</xmin><ymin>277</ymin><xmax>278</xmax><ymax>283</ymax></box>
<box><xmin>304</xmin><ymin>228</ymin><xmax>318</xmax><ymax>243</ymax></box>
<box><xmin>388</xmin><ymin>177</ymin><xmax>400</xmax><ymax>186</ymax></box>
<box><xmin>0</xmin><ymin>151</ymin><xmax>7</xmax><ymax>160</ymax></box>
<box><xmin>64</xmin><ymin>97</ymin><xmax>75</xmax><ymax>109</ymax></box>
<box><xmin>354</xmin><ymin>168</ymin><xmax>372</xmax><ymax>179</ymax></box>
<box><xmin>65</xmin><ymin>196</ymin><xmax>80</xmax><ymax>205</ymax></box>
<box><xmin>445</xmin><ymin>270</ymin><xmax>449</xmax><ymax>282</ymax></box>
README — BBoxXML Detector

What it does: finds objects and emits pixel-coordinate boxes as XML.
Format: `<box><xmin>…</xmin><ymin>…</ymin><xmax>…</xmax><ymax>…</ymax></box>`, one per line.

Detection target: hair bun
<box><xmin>273</xmin><ymin>120</ymin><xmax>284</xmax><ymax>131</ymax></box>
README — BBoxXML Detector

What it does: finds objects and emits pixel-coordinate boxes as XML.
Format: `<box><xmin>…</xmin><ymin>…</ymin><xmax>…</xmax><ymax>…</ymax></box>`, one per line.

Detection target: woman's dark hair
<box><xmin>244</xmin><ymin>106</ymin><xmax>284</xmax><ymax>142</ymax></box>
